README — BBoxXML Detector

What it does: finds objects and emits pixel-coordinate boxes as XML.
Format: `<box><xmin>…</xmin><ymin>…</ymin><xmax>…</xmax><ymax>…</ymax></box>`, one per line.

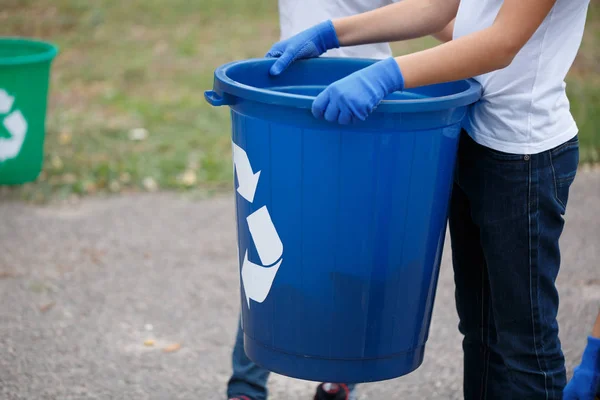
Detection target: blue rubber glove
<box><xmin>564</xmin><ymin>336</ymin><xmax>600</xmax><ymax>400</ymax></box>
<box><xmin>265</xmin><ymin>20</ymin><xmax>340</xmax><ymax>76</ymax></box>
<box><xmin>311</xmin><ymin>57</ymin><xmax>405</xmax><ymax>124</ymax></box>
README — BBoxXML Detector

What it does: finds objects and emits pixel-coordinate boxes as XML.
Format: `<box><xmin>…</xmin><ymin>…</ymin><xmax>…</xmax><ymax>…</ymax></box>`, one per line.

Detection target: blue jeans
<box><xmin>227</xmin><ymin>316</ymin><xmax>357</xmax><ymax>400</ymax></box>
<box><xmin>449</xmin><ymin>131</ymin><xmax>579</xmax><ymax>399</ymax></box>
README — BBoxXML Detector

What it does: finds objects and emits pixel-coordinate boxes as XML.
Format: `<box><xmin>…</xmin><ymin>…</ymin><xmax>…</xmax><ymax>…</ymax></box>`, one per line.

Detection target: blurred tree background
<box><xmin>0</xmin><ymin>0</ymin><xmax>598</xmax><ymax>202</ymax></box>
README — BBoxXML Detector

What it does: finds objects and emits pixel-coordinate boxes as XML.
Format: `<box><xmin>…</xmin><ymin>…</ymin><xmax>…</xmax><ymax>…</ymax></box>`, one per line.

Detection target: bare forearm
<box><xmin>398</xmin><ymin>26</ymin><xmax>512</xmax><ymax>88</ymax></box>
<box><xmin>398</xmin><ymin>25</ymin><xmax>515</xmax><ymax>89</ymax></box>
<box><xmin>398</xmin><ymin>0</ymin><xmax>557</xmax><ymax>89</ymax></box>
<box><xmin>333</xmin><ymin>0</ymin><xmax>458</xmax><ymax>46</ymax></box>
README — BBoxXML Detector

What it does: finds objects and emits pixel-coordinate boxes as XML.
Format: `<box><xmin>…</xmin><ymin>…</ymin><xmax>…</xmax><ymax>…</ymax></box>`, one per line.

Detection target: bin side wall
<box><xmin>233</xmin><ymin>104</ymin><xmax>461</xmax><ymax>363</ymax></box>
<box><xmin>0</xmin><ymin>62</ymin><xmax>53</xmax><ymax>184</ymax></box>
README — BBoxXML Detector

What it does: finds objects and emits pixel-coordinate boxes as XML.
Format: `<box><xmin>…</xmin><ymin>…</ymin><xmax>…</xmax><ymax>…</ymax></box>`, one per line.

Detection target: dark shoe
<box><xmin>314</xmin><ymin>383</ymin><xmax>350</xmax><ymax>400</ymax></box>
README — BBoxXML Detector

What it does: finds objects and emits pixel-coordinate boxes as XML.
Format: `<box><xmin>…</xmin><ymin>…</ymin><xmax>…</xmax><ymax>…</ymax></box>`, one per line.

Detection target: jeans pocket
<box><xmin>484</xmin><ymin>147</ymin><xmax>529</xmax><ymax>163</ymax></box>
<box><xmin>550</xmin><ymin>136</ymin><xmax>579</xmax><ymax>211</ymax></box>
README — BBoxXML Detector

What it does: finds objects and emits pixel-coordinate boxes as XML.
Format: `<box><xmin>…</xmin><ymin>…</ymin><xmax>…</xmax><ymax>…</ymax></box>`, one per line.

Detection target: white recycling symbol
<box><xmin>233</xmin><ymin>141</ymin><xmax>284</xmax><ymax>309</ymax></box>
<box><xmin>0</xmin><ymin>89</ymin><xmax>28</xmax><ymax>163</ymax></box>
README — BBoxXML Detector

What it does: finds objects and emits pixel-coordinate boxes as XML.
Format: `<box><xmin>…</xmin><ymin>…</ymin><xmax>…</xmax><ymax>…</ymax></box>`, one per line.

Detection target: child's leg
<box><xmin>226</xmin><ymin>314</ymin><xmax>358</xmax><ymax>400</ymax></box>
<box><xmin>451</xmin><ymin>131</ymin><xmax>578</xmax><ymax>399</ymax></box>
<box><xmin>227</xmin><ymin>314</ymin><xmax>270</xmax><ymax>400</ymax></box>
<box><xmin>449</xmin><ymin>182</ymin><xmax>511</xmax><ymax>398</ymax></box>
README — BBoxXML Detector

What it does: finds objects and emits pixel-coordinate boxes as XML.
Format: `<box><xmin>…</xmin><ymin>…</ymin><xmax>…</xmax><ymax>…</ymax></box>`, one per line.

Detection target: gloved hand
<box><xmin>563</xmin><ymin>336</ymin><xmax>600</xmax><ymax>400</ymax></box>
<box><xmin>265</xmin><ymin>20</ymin><xmax>340</xmax><ymax>76</ymax></box>
<box><xmin>311</xmin><ymin>57</ymin><xmax>405</xmax><ymax>124</ymax></box>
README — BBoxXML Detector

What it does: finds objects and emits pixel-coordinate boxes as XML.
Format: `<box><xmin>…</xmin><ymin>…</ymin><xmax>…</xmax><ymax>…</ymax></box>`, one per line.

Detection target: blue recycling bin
<box><xmin>205</xmin><ymin>58</ymin><xmax>481</xmax><ymax>383</ymax></box>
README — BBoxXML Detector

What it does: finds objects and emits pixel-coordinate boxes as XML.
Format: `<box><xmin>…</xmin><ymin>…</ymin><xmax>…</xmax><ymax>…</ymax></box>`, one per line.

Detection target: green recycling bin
<box><xmin>0</xmin><ymin>37</ymin><xmax>58</xmax><ymax>185</ymax></box>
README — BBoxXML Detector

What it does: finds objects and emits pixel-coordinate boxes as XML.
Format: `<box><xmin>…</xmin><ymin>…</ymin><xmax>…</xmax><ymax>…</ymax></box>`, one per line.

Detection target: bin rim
<box><xmin>0</xmin><ymin>37</ymin><xmax>59</xmax><ymax>66</ymax></box>
<box><xmin>210</xmin><ymin>58</ymin><xmax>482</xmax><ymax>113</ymax></box>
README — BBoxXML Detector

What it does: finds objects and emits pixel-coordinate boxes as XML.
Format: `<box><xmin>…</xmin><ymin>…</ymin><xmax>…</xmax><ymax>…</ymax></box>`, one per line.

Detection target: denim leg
<box><xmin>453</xmin><ymin>132</ymin><xmax>578</xmax><ymax>399</ymax></box>
<box><xmin>226</xmin><ymin>314</ymin><xmax>358</xmax><ymax>400</ymax></box>
<box><xmin>347</xmin><ymin>384</ymin><xmax>357</xmax><ymax>399</ymax></box>
<box><xmin>227</xmin><ymin>314</ymin><xmax>270</xmax><ymax>400</ymax></box>
<box><xmin>449</xmin><ymin>181</ymin><xmax>511</xmax><ymax>399</ymax></box>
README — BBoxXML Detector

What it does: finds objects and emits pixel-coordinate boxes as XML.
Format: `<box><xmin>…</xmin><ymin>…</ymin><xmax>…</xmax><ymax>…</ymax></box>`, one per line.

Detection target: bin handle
<box><xmin>204</xmin><ymin>90</ymin><xmax>232</xmax><ymax>107</ymax></box>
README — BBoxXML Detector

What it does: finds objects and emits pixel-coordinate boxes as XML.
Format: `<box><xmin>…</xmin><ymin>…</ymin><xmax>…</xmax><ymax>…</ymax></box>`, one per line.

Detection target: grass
<box><xmin>0</xmin><ymin>0</ymin><xmax>598</xmax><ymax>202</ymax></box>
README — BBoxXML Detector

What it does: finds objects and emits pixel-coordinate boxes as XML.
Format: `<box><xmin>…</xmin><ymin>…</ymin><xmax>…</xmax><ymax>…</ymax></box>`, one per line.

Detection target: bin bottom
<box><xmin>0</xmin><ymin>164</ymin><xmax>43</xmax><ymax>186</ymax></box>
<box><xmin>244</xmin><ymin>334</ymin><xmax>425</xmax><ymax>383</ymax></box>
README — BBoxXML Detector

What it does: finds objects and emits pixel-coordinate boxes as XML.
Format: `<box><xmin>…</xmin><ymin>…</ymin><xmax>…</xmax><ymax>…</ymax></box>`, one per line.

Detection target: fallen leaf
<box><xmin>144</xmin><ymin>339</ymin><xmax>155</xmax><ymax>347</ymax></box>
<box><xmin>119</xmin><ymin>172</ymin><xmax>131</xmax><ymax>184</ymax></box>
<box><xmin>142</xmin><ymin>177</ymin><xmax>158</xmax><ymax>192</ymax></box>
<box><xmin>178</xmin><ymin>169</ymin><xmax>197</xmax><ymax>187</ymax></box>
<box><xmin>51</xmin><ymin>155</ymin><xmax>63</xmax><ymax>170</ymax></box>
<box><xmin>163</xmin><ymin>343</ymin><xmax>181</xmax><ymax>353</ymax></box>
<box><xmin>128</xmin><ymin>127</ymin><xmax>148</xmax><ymax>141</ymax></box>
<box><xmin>59</xmin><ymin>131</ymin><xmax>72</xmax><ymax>145</ymax></box>
<box><xmin>29</xmin><ymin>281</ymin><xmax>47</xmax><ymax>293</ymax></box>
<box><xmin>0</xmin><ymin>271</ymin><xmax>18</xmax><ymax>279</ymax></box>
<box><xmin>109</xmin><ymin>181</ymin><xmax>121</xmax><ymax>192</ymax></box>
<box><xmin>83</xmin><ymin>248</ymin><xmax>105</xmax><ymax>264</ymax></box>
<box><xmin>83</xmin><ymin>181</ymin><xmax>97</xmax><ymax>194</ymax></box>
<box><xmin>39</xmin><ymin>302</ymin><xmax>56</xmax><ymax>313</ymax></box>
<box><xmin>61</xmin><ymin>173</ymin><xmax>77</xmax><ymax>185</ymax></box>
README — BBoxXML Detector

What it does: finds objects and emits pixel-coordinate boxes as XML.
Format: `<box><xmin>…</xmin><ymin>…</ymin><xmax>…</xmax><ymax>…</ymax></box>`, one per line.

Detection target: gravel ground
<box><xmin>0</xmin><ymin>170</ymin><xmax>598</xmax><ymax>400</ymax></box>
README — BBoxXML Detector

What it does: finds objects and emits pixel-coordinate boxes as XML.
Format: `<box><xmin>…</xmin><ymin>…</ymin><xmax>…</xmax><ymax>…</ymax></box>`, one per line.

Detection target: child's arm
<box><xmin>333</xmin><ymin>0</ymin><xmax>459</xmax><ymax>45</ymax></box>
<box><xmin>335</xmin><ymin>0</ymin><xmax>557</xmax><ymax>89</ymax></box>
<box><xmin>432</xmin><ymin>19</ymin><xmax>455</xmax><ymax>43</ymax></box>
<box><xmin>309</xmin><ymin>0</ymin><xmax>558</xmax><ymax>123</ymax></box>
<box><xmin>265</xmin><ymin>0</ymin><xmax>558</xmax><ymax>123</ymax></box>
<box><xmin>265</xmin><ymin>0</ymin><xmax>459</xmax><ymax>76</ymax></box>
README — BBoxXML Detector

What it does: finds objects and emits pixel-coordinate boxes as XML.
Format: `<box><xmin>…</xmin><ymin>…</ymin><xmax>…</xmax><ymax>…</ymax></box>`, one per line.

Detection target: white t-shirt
<box><xmin>278</xmin><ymin>0</ymin><xmax>398</xmax><ymax>59</ymax></box>
<box><xmin>454</xmin><ymin>0</ymin><xmax>590</xmax><ymax>154</ymax></box>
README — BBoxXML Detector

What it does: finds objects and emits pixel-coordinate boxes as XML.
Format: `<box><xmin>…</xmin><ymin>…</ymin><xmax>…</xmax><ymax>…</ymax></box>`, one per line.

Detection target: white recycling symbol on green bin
<box><xmin>0</xmin><ymin>89</ymin><xmax>28</xmax><ymax>163</ymax></box>
<box><xmin>232</xmin><ymin>141</ymin><xmax>284</xmax><ymax>309</ymax></box>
